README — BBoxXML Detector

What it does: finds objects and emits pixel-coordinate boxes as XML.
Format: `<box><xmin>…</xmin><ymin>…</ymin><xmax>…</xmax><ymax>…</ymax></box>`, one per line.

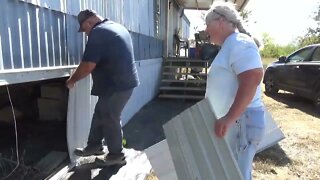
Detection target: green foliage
<box><xmin>261</xmin><ymin>4</ymin><xmax>320</xmax><ymax>58</ymax></box>
<box><xmin>296</xmin><ymin>4</ymin><xmax>320</xmax><ymax>47</ymax></box>
<box><xmin>240</xmin><ymin>10</ymin><xmax>252</xmax><ymax>24</ymax></box>
<box><xmin>260</xmin><ymin>33</ymin><xmax>297</xmax><ymax>58</ymax></box>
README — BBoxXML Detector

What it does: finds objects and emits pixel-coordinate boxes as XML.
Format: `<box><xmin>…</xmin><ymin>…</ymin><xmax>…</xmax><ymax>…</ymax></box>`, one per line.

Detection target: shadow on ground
<box><xmin>255</xmin><ymin>144</ymin><xmax>292</xmax><ymax>166</ymax></box>
<box><xmin>123</xmin><ymin>98</ymin><xmax>199</xmax><ymax>150</ymax></box>
<box><xmin>68</xmin><ymin>163</ymin><xmax>124</xmax><ymax>180</ymax></box>
<box><xmin>265</xmin><ymin>91</ymin><xmax>320</xmax><ymax>118</ymax></box>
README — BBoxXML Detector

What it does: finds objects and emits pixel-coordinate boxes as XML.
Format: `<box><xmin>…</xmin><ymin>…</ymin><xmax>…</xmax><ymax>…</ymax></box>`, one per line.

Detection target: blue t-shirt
<box><xmin>82</xmin><ymin>20</ymin><xmax>139</xmax><ymax>96</ymax></box>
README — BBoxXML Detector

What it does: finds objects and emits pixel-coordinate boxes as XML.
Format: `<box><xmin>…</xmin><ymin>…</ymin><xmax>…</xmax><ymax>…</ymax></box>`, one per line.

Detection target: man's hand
<box><xmin>66</xmin><ymin>78</ymin><xmax>76</xmax><ymax>89</ymax></box>
<box><xmin>214</xmin><ymin>116</ymin><xmax>234</xmax><ymax>138</ymax></box>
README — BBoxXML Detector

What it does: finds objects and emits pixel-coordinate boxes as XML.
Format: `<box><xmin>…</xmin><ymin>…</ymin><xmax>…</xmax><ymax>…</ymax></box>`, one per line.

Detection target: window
<box><xmin>154</xmin><ymin>0</ymin><xmax>161</xmax><ymax>38</ymax></box>
<box><xmin>311</xmin><ymin>47</ymin><xmax>320</xmax><ymax>61</ymax></box>
<box><xmin>288</xmin><ymin>47</ymin><xmax>313</xmax><ymax>62</ymax></box>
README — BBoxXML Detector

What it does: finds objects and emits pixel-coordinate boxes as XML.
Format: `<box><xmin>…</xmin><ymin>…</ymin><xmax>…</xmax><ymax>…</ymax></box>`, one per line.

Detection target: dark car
<box><xmin>263</xmin><ymin>44</ymin><xmax>320</xmax><ymax>113</ymax></box>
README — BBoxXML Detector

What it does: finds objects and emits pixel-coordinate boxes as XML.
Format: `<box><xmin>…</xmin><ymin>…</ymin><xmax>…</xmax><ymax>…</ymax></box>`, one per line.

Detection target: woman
<box><xmin>205</xmin><ymin>2</ymin><xmax>265</xmax><ymax>180</ymax></box>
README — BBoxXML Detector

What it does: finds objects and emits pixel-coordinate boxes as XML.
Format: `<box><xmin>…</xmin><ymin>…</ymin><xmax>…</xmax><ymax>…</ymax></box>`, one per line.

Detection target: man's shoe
<box><xmin>95</xmin><ymin>153</ymin><xmax>126</xmax><ymax>166</ymax></box>
<box><xmin>74</xmin><ymin>146</ymin><xmax>105</xmax><ymax>157</ymax></box>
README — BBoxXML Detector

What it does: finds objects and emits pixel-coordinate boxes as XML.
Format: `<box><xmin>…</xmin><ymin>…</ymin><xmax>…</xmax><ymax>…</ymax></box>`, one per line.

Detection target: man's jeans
<box><xmin>227</xmin><ymin>106</ymin><xmax>265</xmax><ymax>180</ymax></box>
<box><xmin>87</xmin><ymin>89</ymin><xmax>133</xmax><ymax>154</ymax></box>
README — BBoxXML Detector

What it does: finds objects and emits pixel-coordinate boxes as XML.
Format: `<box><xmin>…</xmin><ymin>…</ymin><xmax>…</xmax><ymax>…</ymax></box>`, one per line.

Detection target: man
<box><xmin>204</xmin><ymin>2</ymin><xmax>265</xmax><ymax>180</ymax></box>
<box><xmin>66</xmin><ymin>9</ymin><xmax>139</xmax><ymax>166</ymax></box>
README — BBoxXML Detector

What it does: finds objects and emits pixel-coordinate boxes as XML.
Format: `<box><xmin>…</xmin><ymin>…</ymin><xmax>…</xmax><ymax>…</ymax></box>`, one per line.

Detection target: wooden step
<box><xmin>161</xmin><ymin>79</ymin><xmax>207</xmax><ymax>83</ymax></box>
<box><xmin>163</xmin><ymin>65</ymin><xmax>207</xmax><ymax>69</ymax></box>
<box><xmin>164</xmin><ymin>57</ymin><xmax>205</xmax><ymax>62</ymax></box>
<box><xmin>164</xmin><ymin>59</ymin><xmax>206</xmax><ymax>63</ymax></box>
<box><xmin>158</xmin><ymin>94</ymin><xmax>204</xmax><ymax>99</ymax></box>
<box><xmin>162</xmin><ymin>72</ymin><xmax>207</xmax><ymax>76</ymax></box>
<box><xmin>160</xmin><ymin>86</ymin><xmax>206</xmax><ymax>91</ymax></box>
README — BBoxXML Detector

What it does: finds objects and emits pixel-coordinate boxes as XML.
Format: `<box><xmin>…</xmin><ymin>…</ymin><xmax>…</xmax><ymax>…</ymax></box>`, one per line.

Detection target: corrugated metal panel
<box><xmin>1</xmin><ymin>0</ymin><xmax>164</xmax><ymax>84</ymax></box>
<box><xmin>163</xmin><ymin>98</ymin><xmax>243</xmax><ymax>180</ymax></box>
<box><xmin>145</xmin><ymin>140</ymin><xmax>178</xmax><ymax>180</ymax></box>
<box><xmin>148</xmin><ymin>109</ymin><xmax>284</xmax><ymax>180</ymax></box>
<box><xmin>149</xmin><ymin>0</ymin><xmax>155</xmax><ymax>37</ymax></box>
<box><xmin>66</xmin><ymin>0</ymin><xmax>107</xmax><ymax>17</ymax></box>
<box><xmin>65</xmin><ymin>14</ymin><xmax>84</xmax><ymax>66</ymax></box>
<box><xmin>257</xmin><ymin>110</ymin><xmax>285</xmax><ymax>152</ymax></box>
<box><xmin>0</xmin><ymin>0</ymin><xmax>68</xmax><ymax>71</ymax></box>
<box><xmin>67</xmin><ymin>75</ymin><xmax>97</xmax><ymax>162</ymax></box>
<box><xmin>19</xmin><ymin>0</ymin><xmax>67</xmax><ymax>13</ymax></box>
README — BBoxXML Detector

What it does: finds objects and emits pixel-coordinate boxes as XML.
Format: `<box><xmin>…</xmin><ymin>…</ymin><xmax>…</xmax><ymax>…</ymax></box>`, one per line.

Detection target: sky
<box><xmin>185</xmin><ymin>0</ymin><xmax>320</xmax><ymax>45</ymax></box>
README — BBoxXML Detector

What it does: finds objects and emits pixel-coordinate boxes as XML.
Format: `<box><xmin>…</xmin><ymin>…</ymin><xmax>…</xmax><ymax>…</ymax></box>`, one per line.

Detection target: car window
<box><xmin>311</xmin><ymin>47</ymin><xmax>320</xmax><ymax>62</ymax></box>
<box><xmin>287</xmin><ymin>47</ymin><xmax>313</xmax><ymax>62</ymax></box>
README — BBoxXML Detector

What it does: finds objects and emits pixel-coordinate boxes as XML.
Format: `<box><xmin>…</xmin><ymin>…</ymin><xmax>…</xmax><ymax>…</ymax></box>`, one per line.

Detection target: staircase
<box><xmin>158</xmin><ymin>57</ymin><xmax>209</xmax><ymax>100</ymax></box>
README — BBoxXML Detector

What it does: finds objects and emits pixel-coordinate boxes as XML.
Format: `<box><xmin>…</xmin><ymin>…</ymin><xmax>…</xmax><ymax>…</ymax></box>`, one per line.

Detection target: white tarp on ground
<box><xmin>145</xmin><ymin>98</ymin><xmax>284</xmax><ymax>180</ymax></box>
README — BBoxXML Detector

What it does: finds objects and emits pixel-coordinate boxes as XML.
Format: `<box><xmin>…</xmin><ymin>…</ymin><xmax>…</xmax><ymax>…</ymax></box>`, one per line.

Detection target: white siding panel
<box><xmin>163</xmin><ymin>99</ymin><xmax>243</xmax><ymax>180</ymax></box>
<box><xmin>257</xmin><ymin>110</ymin><xmax>285</xmax><ymax>153</ymax></box>
<box><xmin>67</xmin><ymin>75</ymin><xmax>97</xmax><ymax>162</ymax></box>
<box><xmin>145</xmin><ymin>140</ymin><xmax>178</xmax><ymax>180</ymax></box>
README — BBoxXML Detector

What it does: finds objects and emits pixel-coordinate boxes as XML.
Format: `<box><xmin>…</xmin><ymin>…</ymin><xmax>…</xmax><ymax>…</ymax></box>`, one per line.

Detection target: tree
<box><xmin>260</xmin><ymin>33</ymin><xmax>297</xmax><ymax>58</ymax></box>
<box><xmin>297</xmin><ymin>4</ymin><xmax>320</xmax><ymax>47</ymax></box>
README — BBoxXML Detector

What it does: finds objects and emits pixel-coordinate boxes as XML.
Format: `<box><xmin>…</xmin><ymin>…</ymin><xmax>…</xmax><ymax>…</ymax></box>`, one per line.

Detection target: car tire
<box><xmin>265</xmin><ymin>75</ymin><xmax>279</xmax><ymax>95</ymax></box>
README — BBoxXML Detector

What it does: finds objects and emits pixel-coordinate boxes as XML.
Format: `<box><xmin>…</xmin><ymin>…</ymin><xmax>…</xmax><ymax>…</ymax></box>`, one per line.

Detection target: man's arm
<box><xmin>215</xmin><ymin>68</ymin><xmax>264</xmax><ymax>137</ymax></box>
<box><xmin>66</xmin><ymin>61</ymin><xmax>96</xmax><ymax>89</ymax></box>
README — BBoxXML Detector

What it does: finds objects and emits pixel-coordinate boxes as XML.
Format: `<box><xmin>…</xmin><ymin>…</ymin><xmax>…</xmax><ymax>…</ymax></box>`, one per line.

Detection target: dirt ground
<box><xmin>253</xmin><ymin>90</ymin><xmax>320</xmax><ymax>180</ymax></box>
<box><xmin>146</xmin><ymin>89</ymin><xmax>320</xmax><ymax>180</ymax></box>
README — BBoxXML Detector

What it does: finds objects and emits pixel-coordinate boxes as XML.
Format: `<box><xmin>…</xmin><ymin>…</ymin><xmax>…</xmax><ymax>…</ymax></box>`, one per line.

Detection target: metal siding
<box><xmin>163</xmin><ymin>99</ymin><xmax>243</xmax><ymax>180</ymax></box>
<box><xmin>123</xmin><ymin>0</ymin><xmax>132</xmax><ymax>31</ymax></box>
<box><xmin>149</xmin><ymin>0</ymin><xmax>155</xmax><ymax>37</ymax></box>
<box><xmin>139</xmin><ymin>0</ymin><xmax>148</xmax><ymax>36</ymax></box>
<box><xmin>131</xmin><ymin>0</ymin><xmax>140</xmax><ymax>33</ymax></box>
<box><xmin>1</xmin><ymin>0</ymin><xmax>163</xmax><ymax>76</ymax></box>
<box><xmin>66</xmin><ymin>15</ymin><xmax>84</xmax><ymax>65</ymax></box>
<box><xmin>130</xmin><ymin>32</ymin><xmax>140</xmax><ymax>61</ymax></box>
<box><xmin>19</xmin><ymin>0</ymin><xmax>67</xmax><ymax>13</ymax></box>
<box><xmin>0</xmin><ymin>0</ymin><xmax>69</xmax><ymax>71</ymax></box>
<box><xmin>66</xmin><ymin>0</ymin><xmax>81</xmax><ymax>16</ymax></box>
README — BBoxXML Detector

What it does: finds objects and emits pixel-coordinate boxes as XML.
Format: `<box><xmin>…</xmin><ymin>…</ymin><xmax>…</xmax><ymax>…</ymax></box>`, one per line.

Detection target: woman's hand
<box><xmin>214</xmin><ymin>116</ymin><xmax>234</xmax><ymax>138</ymax></box>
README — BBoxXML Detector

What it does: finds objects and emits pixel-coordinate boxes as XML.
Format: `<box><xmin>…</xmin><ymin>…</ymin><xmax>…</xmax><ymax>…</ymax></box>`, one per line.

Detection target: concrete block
<box><xmin>38</xmin><ymin>98</ymin><xmax>66</xmax><ymax>121</ymax></box>
<box><xmin>41</xmin><ymin>83</ymin><xmax>67</xmax><ymax>100</ymax></box>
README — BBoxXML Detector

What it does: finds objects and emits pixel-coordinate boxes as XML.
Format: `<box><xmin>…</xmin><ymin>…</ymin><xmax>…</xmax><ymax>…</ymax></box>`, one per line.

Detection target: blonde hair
<box><xmin>205</xmin><ymin>1</ymin><xmax>251</xmax><ymax>36</ymax></box>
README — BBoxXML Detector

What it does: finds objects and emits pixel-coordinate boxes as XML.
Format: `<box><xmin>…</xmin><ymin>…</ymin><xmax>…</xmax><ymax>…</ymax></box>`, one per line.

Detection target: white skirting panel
<box><xmin>67</xmin><ymin>58</ymin><xmax>162</xmax><ymax>162</ymax></box>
